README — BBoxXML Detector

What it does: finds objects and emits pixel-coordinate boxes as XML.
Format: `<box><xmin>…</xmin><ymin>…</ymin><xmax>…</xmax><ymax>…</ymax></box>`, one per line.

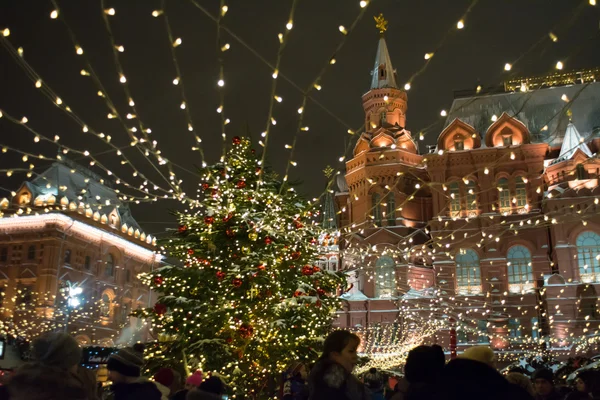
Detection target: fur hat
<box><xmin>107</xmin><ymin>346</ymin><xmax>144</xmax><ymax>377</ymax></box>
<box><xmin>186</xmin><ymin>371</ymin><xmax>204</xmax><ymax>387</ymax></box>
<box><xmin>532</xmin><ymin>368</ymin><xmax>554</xmax><ymax>384</ymax></box>
<box><xmin>31</xmin><ymin>332</ymin><xmax>82</xmax><ymax>370</ymax></box>
<box><xmin>459</xmin><ymin>346</ymin><xmax>495</xmax><ymax>366</ymax></box>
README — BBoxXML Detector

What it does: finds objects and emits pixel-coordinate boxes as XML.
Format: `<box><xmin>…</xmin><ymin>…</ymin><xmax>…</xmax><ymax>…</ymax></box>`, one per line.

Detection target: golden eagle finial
<box><xmin>323</xmin><ymin>165</ymin><xmax>334</xmax><ymax>178</ymax></box>
<box><xmin>374</xmin><ymin>13</ymin><xmax>388</xmax><ymax>34</ymax></box>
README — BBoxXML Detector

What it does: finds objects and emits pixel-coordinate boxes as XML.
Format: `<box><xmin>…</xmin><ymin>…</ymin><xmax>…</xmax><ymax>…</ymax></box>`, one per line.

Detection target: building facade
<box><xmin>0</xmin><ymin>159</ymin><xmax>160</xmax><ymax>348</ymax></box>
<box><xmin>334</xmin><ymin>29</ymin><xmax>600</xmax><ymax>355</ymax></box>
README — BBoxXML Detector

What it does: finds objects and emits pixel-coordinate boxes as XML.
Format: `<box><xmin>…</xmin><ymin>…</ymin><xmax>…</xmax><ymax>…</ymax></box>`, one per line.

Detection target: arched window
<box><xmin>386</xmin><ymin>193</ymin><xmax>396</xmax><ymax>225</ymax></box>
<box><xmin>380</xmin><ymin>111</ymin><xmax>387</xmax><ymax>126</ymax></box>
<box><xmin>100</xmin><ymin>293</ymin><xmax>111</xmax><ymax>317</ymax></box>
<box><xmin>455</xmin><ymin>249</ymin><xmax>481</xmax><ymax>295</ymax></box>
<box><xmin>498</xmin><ymin>178</ymin><xmax>511</xmax><ymax>214</ymax></box>
<box><xmin>454</xmin><ymin>134</ymin><xmax>465</xmax><ymax>151</ymax></box>
<box><xmin>531</xmin><ymin>317</ymin><xmax>539</xmax><ymax>339</ymax></box>
<box><xmin>515</xmin><ymin>176</ymin><xmax>527</xmax><ymax>210</ymax></box>
<box><xmin>466</xmin><ymin>181</ymin><xmax>477</xmax><ymax>214</ymax></box>
<box><xmin>375</xmin><ymin>256</ymin><xmax>395</xmax><ymax>298</ymax></box>
<box><xmin>64</xmin><ymin>249</ymin><xmax>72</xmax><ymax>264</ymax></box>
<box><xmin>448</xmin><ymin>182</ymin><xmax>461</xmax><ymax>217</ymax></box>
<box><xmin>576</xmin><ymin>231</ymin><xmax>600</xmax><ymax>283</ymax></box>
<box><xmin>576</xmin><ymin>164</ymin><xmax>586</xmax><ymax>180</ymax></box>
<box><xmin>105</xmin><ymin>254</ymin><xmax>115</xmax><ymax>277</ymax></box>
<box><xmin>84</xmin><ymin>256</ymin><xmax>91</xmax><ymax>270</ymax></box>
<box><xmin>27</xmin><ymin>246</ymin><xmax>35</xmax><ymax>260</ymax></box>
<box><xmin>507</xmin><ymin>245</ymin><xmax>534</xmax><ymax>293</ymax></box>
<box><xmin>316</xmin><ymin>257</ymin><xmax>327</xmax><ymax>271</ymax></box>
<box><xmin>372</xmin><ymin>193</ymin><xmax>382</xmax><ymax>225</ymax></box>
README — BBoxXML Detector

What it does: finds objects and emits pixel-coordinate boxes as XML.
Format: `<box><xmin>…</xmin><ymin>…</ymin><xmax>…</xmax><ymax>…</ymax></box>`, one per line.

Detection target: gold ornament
<box><xmin>374</xmin><ymin>13</ymin><xmax>388</xmax><ymax>34</ymax></box>
<box><xmin>242</xmin><ymin>246</ymin><xmax>251</xmax><ymax>255</ymax></box>
<box><xmin>248</xmin><ymin>232</ymin><xmax>258</xmax><ymax>241</ymax></box>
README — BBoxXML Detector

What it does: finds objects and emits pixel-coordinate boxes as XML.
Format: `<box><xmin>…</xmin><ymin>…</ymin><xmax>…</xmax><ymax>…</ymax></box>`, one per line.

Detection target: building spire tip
<box><xmin>374</xmin><ymin>13</ymin><xmax>388</xmax><ymax>34</ymax></box>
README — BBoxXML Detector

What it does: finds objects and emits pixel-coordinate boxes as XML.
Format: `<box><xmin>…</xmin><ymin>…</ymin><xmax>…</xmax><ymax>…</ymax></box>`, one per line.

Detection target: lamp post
<box><xmin>64</xmin><ymin>283</ymin><xmax>82</xmax><ymax>333</ymax></box>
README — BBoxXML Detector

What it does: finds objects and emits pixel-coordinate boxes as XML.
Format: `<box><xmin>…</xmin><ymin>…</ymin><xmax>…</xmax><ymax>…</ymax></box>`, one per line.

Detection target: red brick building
<box><xmin>0</xmin><ymin>159</ymin><xmax>160</xmax><ymax>348</ymax></box>
<box><xmin>334</xmin><ymin>30</ymin><xmax>600</xmax><ymax>356</ymax></box>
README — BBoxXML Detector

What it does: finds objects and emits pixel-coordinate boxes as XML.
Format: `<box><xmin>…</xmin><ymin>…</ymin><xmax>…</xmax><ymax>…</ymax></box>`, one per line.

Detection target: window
<box><xmin>379</xmin><ymin>64</ymin><xmax>386</xmax><ymax>79</ymax></box>
<box><xmin>531</xmin><ymin>317</ymin><xmax>539</xmax><ymax>339</ymax></box>
<box><xmin>503</xmin><ymin>135</ymin><xmax>513</xmax><ymax>146</ymax></box>
<box><xmin>507</xmin><ymin>245</ymin><xmax>534</xmax><ymax>293</ymax></box>
<box><xmin>372</xmin><ymin>193</ymin><xmax>382</xmax><ymax>225</ymax></box>
<box><xmin>100</xmin><ymin>293</ymin><xmax>111</xmax><ymax>317</ymax></box>
<box><xmin>84</xmin><ymin>256</ymin><xmax>91</xmax><ymax>270</ymax></box>
<box><xmin>375</xmin><ymin>256</ymin><xmax>396</xmax><ymax>298</ymax></box>
<box><xmin>126</xmin><ymin>269</ymin><xmax>131</xmax><ymax>283</ymax></box>
<box><xmin>477</xmin><ymin>320</ymin><xmax>489</xmax><ymax>343</ymax></box>
<box><xmin>577</xmin><ymin>164</ymin><xmax>586</xmax><ymax>180</ymax></box>
<box><xmin>509</xmin><ymin>318</ymin><xmax>521</xmax><ymax>338</ymax></box>
<box><xmin>380</xmin><ymin>111</ymin><xmax>386</xmax><ymax>126</ymax></box>
<box><xmin>455</xmin><ymin>249</ymin><xmax>481</xmax><ymax>295</ymax></box>
<box><xmin>327</xmin><ymin>257</ymin><xmax>338</xmax><ymax>272</ymax></box>
<box><xmin>386</xmin><ymin>193</ymin><xmax>396</xmax><ymax>225</ymax></box>
<box><xmin>105</xmin><ymin>254</ymin><xmax>115</xmax><ymax>277</ymax></box>
<box><xmin>0</xmin><ymin>248</ymin><xmax>7</xmax><ymax>262</ymax></box>
<box><xmin>27</xmin><ymin>246</ymin><xmax>35</xmax><ymax>260</ymax></box>
<box><xmin>466</xmin><ymin>181</ymin><xmax>477</xmax><ymax>214</ymax></box>
<box><xmin>449</xmin><ymin>182</ymin><xmax>461</xmax><ymax>217</ymax></box>
<box><xmin>64</xmin><ymin>249</ymin><xmax>72</xmax><ymax>264</ymax></box>
<box><xmin>498</xmin><ymin>178</ymin><xmax>511</xmax><ymax>213</ymax></box>
<box><xmin>454</xmin><ymin>135</ymin><xmax>465</xmax><ymax>151</ymax></box>
<box><xmin>576</xmin><ymin>231</ymin><xmax>600</xmax><ymax>283</ymax></box>
<box><xmin>515</xmin><ymin>177</ymin><xmax>527</xmax><ymax>210</ymax></box>
<box><xmin>457</xmin><ymin>328</ymin><xmax>468</xmax><ymax>344</ymax></box>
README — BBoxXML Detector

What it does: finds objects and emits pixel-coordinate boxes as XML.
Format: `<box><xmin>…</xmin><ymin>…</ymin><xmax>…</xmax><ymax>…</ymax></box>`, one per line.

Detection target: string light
<box><xmin>457</xmin><ymin>19</ymin><xmax>465</xmax><ymax>29</ymax></box>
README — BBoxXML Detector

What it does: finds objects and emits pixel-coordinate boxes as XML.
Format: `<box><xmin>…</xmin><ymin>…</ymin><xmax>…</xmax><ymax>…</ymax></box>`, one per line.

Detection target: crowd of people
<box><xmin>0</xmin><ymin>330</ymin><xmax>598</xmax><ymax>400</ymax></box>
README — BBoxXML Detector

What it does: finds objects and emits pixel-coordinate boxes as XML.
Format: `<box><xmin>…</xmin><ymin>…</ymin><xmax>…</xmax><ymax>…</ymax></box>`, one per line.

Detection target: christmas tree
<box><xmin>137</xmin><ymin>137</ymin><xmax>346</xmax><ymax>398</ymax></box>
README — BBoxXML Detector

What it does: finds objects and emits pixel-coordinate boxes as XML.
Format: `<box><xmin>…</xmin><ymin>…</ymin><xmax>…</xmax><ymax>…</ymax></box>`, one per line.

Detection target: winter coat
<box><xmin>8</xmin><ymin>363</ymin><xmax>88</xmax><ymax>400</ymax></box>
<box><xmin>308</xmin><ymin>358</ymin><xmax>370</xmax><ymax>400</ymax></box>
<box><xmin>283</xmin><ymin>376</ymin><xmax>308</xmax><ymax>400</ymax></box>
<box><xmin>105</xmin><ymin>379</ymin><xmax>163</xmax><ymax>400</ymax></box>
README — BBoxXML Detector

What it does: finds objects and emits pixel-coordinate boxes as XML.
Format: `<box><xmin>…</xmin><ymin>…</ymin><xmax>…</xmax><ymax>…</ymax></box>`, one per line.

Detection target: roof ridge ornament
<box><xmin>374</xmin><ymin>13</ymin><xmax>388</xmax><ymax>34</ymax></box>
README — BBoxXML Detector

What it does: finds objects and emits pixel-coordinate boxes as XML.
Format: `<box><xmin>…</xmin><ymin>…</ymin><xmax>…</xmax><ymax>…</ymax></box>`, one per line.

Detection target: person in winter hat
<box><xmin>153</xmin><ymin>368</ymin><xmax>182</xmax><ymax>398</ymax></box>
<box><xmin>459</xmin><ymin>346</ymin><xmax>496</xmax><ymax>368</ymax></box>
<box><xmin>363</xmin><ymin>368</ymin><xmax>385</xmax><ymax>400</ymax></box>
<box><xmin>172</xmin><ymin>371</ymin><xmax>204</xmax><ymax>400</ymax></box>
<box><xmin>105</xmin><ymin>344</ymin><xmax>163</xmax><ymax>400</ymax></box>
<box><xmin>282</xmin><ymin>361</ymin><xmax>308</xmax><ymax>400</ymax></box>
<box><xmin>532</xmin><ymin>368</ymin><xmax>561</xmax><ymax>400</ymax></box>
<box><xmin>8</xmin><ymin>332</ymin><xmax>88</xmax><ymax>400</ymax></box>
<box><xmin>391</xmin><ymin>345</ymin><xmax>444</xmax><ymax>400</ymax></box>
<box><xmin>506</xmin><ymin>372</ymin><xmax>536</xmax><ymax>397</ymax></box>
<box><xmin>187</xmin><ymin>376</ymin><xmax>226</xmax><ymax>400</ymax></box>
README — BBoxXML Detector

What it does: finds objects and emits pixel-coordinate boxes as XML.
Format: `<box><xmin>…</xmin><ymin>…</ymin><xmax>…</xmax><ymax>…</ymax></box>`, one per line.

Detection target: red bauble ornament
<box><xmin>153</xmin><ymin>303</ymin><xmax>167</xmax><ymax>315</ymax></box>
<box><xmin>153</xmin><ymin>276</ymin><xmax>164</xmax><ymax>286</ymax></box>
<box><xmin>212</xmin><ymin>189</ymin><xmax>219</xmax><ymax>197</ymax></box>
<box><xmin>317</xmin><ymin>288</ymin><xmax>326</xmax><ymax>297</ymax></box>
<box><xmin>302</xmin><ymin>265</ymin><xmax>314</xmax><ymax>276</ymax></box>
<box><xmin>178</xmin><ymin>225</ymin><xmax>187</xmax><ymax>233</ymax></box>
<box><xmin>216</xmin><ymin>271</ymin><xmax>226</xmax><ymax>280</ymax></box>
<box><xmin>257</xmin><ymin>264</ymin><xmax>266</xmax><ymax>271</ymax></box>
<box><xmin>232</xmin><ymin>278</ymin><xmax>243</xmax><ymax>287</ymax></box>
<box><xmin>236</xmin><ymin>180</ymin><xmax>246</xmax><ymax>189</ymax></box>
<box><xmin>294</xmin><ymin>290</ymin><xmax>304</xmax><ymax>297</ymax></box>
<box><xmin>202</xmin><ymin>183</ymin><xmax>210</xmax><ymax>190</ymax></box>
<box><xmin>238</xmin><ymin>323</ymin><xmax>254</xmax><ymax>339</ymax></box>
<box><xmin>226</xmin><ymin>337</ymin><xmax>233</xmax><ymax>344</ymax></box>
<box><xmin>187</xmin><ymin>249</ymin><xmax>195</xmax><ymax>255</ymax></box>
<box><xmin>294</xmin><ymin>218</ymin><xmax>303</xmax><ymax>229</ymax></box>
<box><xmin>312</xmin><ymin>266</ymin><xmax>321</xmax><ymax>273</ymax></box>
<box><xmin>310</xmin><ymin>238</ymin><xmax>318</xmax><ymax>245</ymax></box>
<box><xmin>264</xmin><ymin>236</ymin><xmax>273</xmax><ymax>245</ymax></box>
<box><xmin>232</xmin><ymin>136</ymin><xmax>242</xmax><ymax>145</ymax></box>
<box><xmin>315</xmin><ymin>299</ymin><xmax>322</xmax><ymax>308</ymax></box>
<box><xmin>204</xmin><ymin>216</ymin><xmax>214</xmax><ymax>225</ymax></box>
<box><xmin>226</xmin><ymin>229</ymin><xmax>235</xmax><ymax>238</ymax></box>
<box><xmin>290</xmin><ymin>251</ymin><xmax>301</xmax><ymax>260</ymax></box>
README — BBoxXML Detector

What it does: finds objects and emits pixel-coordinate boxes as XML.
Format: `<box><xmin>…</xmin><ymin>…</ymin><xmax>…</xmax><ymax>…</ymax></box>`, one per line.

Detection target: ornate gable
<box><xmin>485</xmin><ymin>112</ymin><xmax>530</xmax><ymax>148</ymax></box>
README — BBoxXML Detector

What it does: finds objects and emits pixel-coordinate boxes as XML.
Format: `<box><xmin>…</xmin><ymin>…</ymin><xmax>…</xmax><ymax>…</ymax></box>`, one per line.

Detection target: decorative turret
<box><xmin>557</xmin><ymin>122</ymin><xmax>592</xmax><ymax>161</ymax></box>
<box><xmin>362</xmin><ymin>14</ymin><xmax>407</xmax><ymax>131</ymax></box>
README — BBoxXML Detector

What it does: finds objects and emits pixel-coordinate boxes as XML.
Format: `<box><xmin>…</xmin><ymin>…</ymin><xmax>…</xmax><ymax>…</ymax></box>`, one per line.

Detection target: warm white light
<box><xmin>221</xmin><ymin>5</ymin><xmax>228</xmax><ymax>16</ymax></box>
<box><xmin>217</xmin><ymin>79</ymin><xmax>225</xmax><ymax>87</ymax></box>
<box><xmin>297</xmin><ymin>107</ymin><xmax>303</xmax><ymax>114</ymax></box>
<box><xmin>590</xmin><ymin>0</ymin><xmax>596</xmax><ymax>5</ymax></box>
<box><xmin>152</xmin><ymin>10</ymin><xmax>163</xmax><ymax>17</ymax></box>
<box><xmin>105</xmin><ymin>8</ymin><xmax>115</xmax><ymax>15</ymax></box>
<box><xmin>50</xmin><ymin>10</ymin><xmax>59</xmax><ymax>19</ymax></box>
<box><xmin>504</xmin><ymin>63</ymin><xmax>512</xmax><ymax>71</ymax></box>
<box><xmin>35</xmin><ymin>80</ymin><xmax>42</xmax><ymax>88</ymax></box>
<box><xmin>80</xmin><ymin>69</ymin><xmax>90</xmax><ymax>76</ymax></box>
<box><xmin>404</xmin><ymin>82</ymin><xmax>411</xmax><ymax>90</ymax></box>
<box><xmin>56</xmin><ymin>97</ymin><xmax>63</xmax><ymax>105</ymax></box>
<box><xmin>440</xmin><ymin>110</ymin><xmax>447</xmax><ymax>117</ymax></box>
<box><xmin>2</xmin><ymin>28</ymin><xmax>10</xmax><ymax>37</ymax></box>
<box><xmin>457</xmin><ymin>20</ymin><xmax>464</xmax><ymax>29</ymax></box>
<box><xmin>555</xmin><ymin>61</ymin><xmax>563</xmax><ymax>70</ymax></box>
<box><xmin>424</xmin><ymin>52</ymin><xmax>433</xmax><ymax>60</ymax></box>
<box><xmin>286</xmin><ymin>21</ymin><xmax>293</xmax><ymax>30</ymax></box>
<box><xmin>119</xmin><ymin>74</ymin><xmax>127</xmax><ymax>83</ymax></box>
<box><xmin>221</xmin><ymin>43</ymin><xmax>230</xmax><ymax>51</ymax></box>
<box><xmin>173</xmin><ymin>38</ymin><xmax>182</xmax><ymax>47</ymax></box>
<box><xmin>491</xmin><ymin>114</ymin><xmax>498</xmax><ymax>122</ymax></box>
<box><xmin>217</xmin><ymin>106</ymin><xmax>223</xmax><ymax>113</ymax></box>
<box><xmin>272</xmin><ymin>70</ymin><xmax>279</xmax><ymax>79</ymax></box>
<box><xmin>173</xmin><ymin>77</ymin><xmax>179</xmax><ymax>85</ymax></box>
<box><xmin>117</xmin><ymin>45</ymin><xmax>125</xmax><ymax>52</ymax></box>
<box><xmin>76</xmin><ymin>46</ymin><xmax>83</xmax><ymax>55</ymax></box>
<box><xmin>274</xmin><ymin>96</ymin><xmax>283</xmax><ymax>103</ymax></box>
<box><xmin>180</xmin><ymin>102</ymin><xmax>186</xmax><ymax>109</ymax></box>
<box><xmin>360</xmin><ymin>0</ymin><xmax>368</xmax><ymax>7</ymax></box>
<box><xmin>339</xmin><ymin>25</ymin><xmax>347</xmax><ymax>35</ymax></box>
<box><xmin>549</xmin><ymin>32</ymin><xmax>558</xmax><ymax>42</ymax></box>
<box><xmin>314</xmin><ymin>83</ymin><xmax>322</xmax><ymax>90</ymax></box>
<box><xmin>561</xmin><ymin>94</ymin><xmax>569</xmax><ymax>102</ymax></box>
<box><xmin>383</xmin><ymin>95</ymin><xmax>389</xmax><ymax>101</ymax></box>
<box><xmin>419</xmin><ymin>133</ymin><xmax>424</xmax><ymax>141</ymax></box>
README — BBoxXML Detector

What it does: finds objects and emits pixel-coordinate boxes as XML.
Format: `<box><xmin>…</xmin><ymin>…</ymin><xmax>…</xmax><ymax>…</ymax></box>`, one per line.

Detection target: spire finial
<box><xmin>323</xmin><ymin>165</ymin><xmax>334</xmax><ymax>178</ymax></box>
<box><xmin>374</xmin><ymin>13</ymin><xmax>388</xmax><ymax>34</ymax></box>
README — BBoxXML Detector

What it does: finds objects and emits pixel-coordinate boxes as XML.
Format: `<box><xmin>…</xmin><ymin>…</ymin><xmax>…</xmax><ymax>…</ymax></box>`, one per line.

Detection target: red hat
<box><xmin>154</xmin><ymin>368</ymin><xmax>176</xmax><ymax>387</ymax></box>
<box><xmin>186</xmin><ymin>370</ymin><xmax>203</xmax><ymax>387</ymax></box>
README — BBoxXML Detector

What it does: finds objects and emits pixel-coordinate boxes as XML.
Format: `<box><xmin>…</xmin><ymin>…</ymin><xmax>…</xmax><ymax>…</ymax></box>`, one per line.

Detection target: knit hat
<box><xmin>107</xmin><ymin>346</ymin><xmax>144</xmax><ymax>377</ymax></box>
<box><xmin>154</xmin><ymin>368</ymin><xmax>176</xmax><ymax>387</ymax></box>
<box><xmin>186</xmin><ymin>371</ymin><xmax>203</xmax><ymax>387</ymax></box>
<box><xmin>31</xmin><ymin>332</ymin><xmax>82</xmax><ymax>370</ymax></box>
<box><xmin>532</xmin><ymin>368</ymin><xmax>554</xmax><ymax>384</ymax></box>
<box><xmin>459</xmin><ymin>346</ymin><xmax>495</xmax><ymax>366</ymax></box>
<box><xmin>198</xmin><ymin>376</ymin><xmax>224</xmax><ymax>395</ymax></box>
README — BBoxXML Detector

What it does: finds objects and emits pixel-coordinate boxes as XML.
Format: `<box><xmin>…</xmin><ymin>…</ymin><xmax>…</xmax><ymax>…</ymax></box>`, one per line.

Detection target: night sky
<box><xmin>0</xmin><ymin>0</ymin><xmax>599</xmax><ymax>236</ymax></box>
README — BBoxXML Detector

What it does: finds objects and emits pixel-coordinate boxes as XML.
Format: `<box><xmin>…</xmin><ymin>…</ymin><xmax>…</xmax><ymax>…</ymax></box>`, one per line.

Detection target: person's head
<box><xmin>364</xmin><ymin>368</ymin><xmax>383</xmax><ymax>391</ymax></box>
<box><xmin>321</xmin><ymin>330</ymin><xmax>360</xmax><ymax>373</ymax></box>
<box><xmin>154</xmin><ymin>368</ymin><xmax>182</xmax><ymax>394</ymax></box>
<box><xmin>506</xmin><ymin>372</ymin><xmax>535</xmax><ymax>397</ymax></box>
<box><xmin>459</xmin><ymin>346</ymin><xmax>495</xmax><ymax>368</ymax></box>
<box><xmin>31</xmin><ymin>332</ymin><xmax>82</xmax><ymax>373</ymax></box>
<box><xmin>404</xmin><ymin>345</ymin><xmax>445</xmax><ymax>384</ymax></box>
<box><xmin>185</xmin><ymin>370</ymin><xmax>204</xmax><ymax>390</ymax></box>
<box><xmin>198</xmin><ymin>376</ymin><xmax>224</xmax><ymax>395</ymax></box>
<box><xmin>574</xmin><ymin>370</ymin><xmax>595</xmax><ymax>393</ymax></box>
<box><xmin>106</xmin><ymin>345</ymin><xmax>145</xmax><ymax>384</ymax></box>
<box><xmin>532</xmin><ymin>368</ymin><xmax>554</xmax><ymax>397</ymax></box>
<box><xmin>287</xmin><ymin>361</ymin><xmax>307</xmax><ymax>380</ymax></box>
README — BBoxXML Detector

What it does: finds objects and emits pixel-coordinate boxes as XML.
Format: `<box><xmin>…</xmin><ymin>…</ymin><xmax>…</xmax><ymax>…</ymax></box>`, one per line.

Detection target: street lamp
<box><xmin>64</xmin><ymin>283</ymin><xmax>83</xmax><ymax>333</ymax></box>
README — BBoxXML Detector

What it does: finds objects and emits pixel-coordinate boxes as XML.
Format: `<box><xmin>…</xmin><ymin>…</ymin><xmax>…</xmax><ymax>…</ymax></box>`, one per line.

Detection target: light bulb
<box><xmin>549</xmin><ymin>32</ymin><xmax>558</xmax><ymax>42</ymax></box>
<box><xmin>360</xmin><ymin>0</ymin><xmax>368</xmax><ymax>7</ymax></box>
<box><xmin>152</xmin><ymin>10</ymin><xmax>163</xmax><ymax>17</ymax></box>
<box><xmin>173</xmin><ymin>38</ymin><xmax>182</xmax><ymax>47</ymax></box>
<box><xmin>221</xmin><ymin>43</ymin><xmax>230</xmax><ymax>51</ymax></box>
<box><xmin>221</xmin><ymin>5</ymin><xmax>228</xmax><ymax>16</ymax></box>
<box><xmin>173</xmin><ymin>77</ymin><xmax>179</xmax><ymax>85</ymax></box>
<box><xmin>116</xmin><ymin>45</ymin><xmax>125</xmax><ymax>52</ymax></box>
<box><xmin>105</xmin><ymin>8</ymin><xmax>115</xmax><ymax>15</ymax></box>
<box><xmin>555</xmin><ymin>61</ymin><xmax>563</xmax><ymax>70</ymax></box>
<box><xmin>50</xmin><ymin>10</ymin><xmax>59</xmax><ymax>19</ymax></box>
<box><xmin>218</xmin><ymin>79</ymin><xmax>225</xmax><ymax>87</ymax></box>
<box><xmin>457</xmin><ymin>20</ymin><xmax>464</xmax><ymax>29</ymax></box>
<box><xmin>424</xmin><ymin>52</ymin><xmax>434</xmax><ymax>60</ymax></box>
<box><xmin>35</xmin><ymin>80</ymin><xmax>42</xmax><ymax>88</ymax></box>
<box><xmin>76</xmin><ymin>46</ymin><xmax>83</xmax><ymax>55</ymax></box>
<box><xmin>404</xmin><ymin>82</ymin><xmax>411</xmax><ymax>90</ymax></box>
<box><xmin>440</xmin><ymin>110</ymin><xmax>447</xmax><ymax>117</ymax></box>
<box><xmin>120</xmin><ymin>74</ymin><xmax>126</xmax><ymax>83</ymax></box>
<box><xmin>504</xmin><ymin>63</ymin><xmax>512</xmax><ymax>71</ymax></box>
<box><xmin>286</xmin><ymin>21</ymin><xmax>293</xmax><ymax>30</ymax></box>
<box><xmin>2</xmin><ymin>28</ymin><xmax>9</xmax><ymax>37</ymax></box>
<box><xmin>339</xmin><ymin>25</ymin><xmax>347</xmax><ymax>35</ymax></box>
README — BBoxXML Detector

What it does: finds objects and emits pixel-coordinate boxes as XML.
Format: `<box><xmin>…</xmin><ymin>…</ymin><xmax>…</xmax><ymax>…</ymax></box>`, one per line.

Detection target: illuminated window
<box><xmin>380</xmin><ymin>111</ymin><xmax>387</xmax><ymax>126</ymax></box>
<box><xmin>105</xmin><ymin>254</ymin><xmax>115</xmax><ymax>277</ymax></box>
<box><xmin>454</xmin><ymin>134</ymin><xmax>465</xmax><ymax>151</ymax></box>
<box><xmin>507</xmin><ymin>245</ymin><xmax>533</xmax><ymax>293</ymax></box>
<box><xmin>455</xmin><ymin>249</ymin><xmax>481</xmax><ymax>295</ymax></box>
<box><xmin>576</xmin><ymin>231</ymin><xmax>600</xmax><ymax>283</ymax></box>
<box><xmin>386</xmin><ymin>193</ymin><xmax>396</xmax><ymax>225</ymax></box>
<box><xmin>100</xmin><ymin>293</ymin><xmax>111</xmax><ymax>317</ymax></box>
<box><xmin>576</xmin><ymin>164</ymin><xmax>586</xmax><ymax>180</ymax></box>
<box><xmin>27</xmin><ymin>246</ymin><xmax>35</xmax><ymax>260</ymax></box>
<box><xmin>515</xmin><ymin>176</ymin><xmax>527</xmax><ymax>210</ymax></box>
<box><xmin>531</xmin><ymin>317</ymin><xmax>539</xmax><ymax>339</ymax></box>
<box><xmin>466</xmin><ymin>181</ymin><xmax>477</xmax><ymax>214</ymax></box>
<box><xmin>327</xmin><ymin>257</ymin><xmax>338</xmax><ymax>272</ymax></box>
<box><xmin>477</xmin><ymin>320</ymin><xmax>488</xmax><ymax>343</ymax></box>
<box><xmin>372</xmin><ymin>193</ymin><xmax>382</xmax><ymax>225</ymax></box>
<box><xmin>509</xmin><ymin>318</ymin><xmax>521</xmax><ymax>338</ymax></box>
<box><xmin>503</xmin><ymin>135</ymin><xmax>513</xmax><ymax>146</ymax></box>
<box><xmin>498</xmin><ymin>178</ymin><xmax>510</xmax><ymax>213</ymax></box>
<box><xmin>449</xmin><ymin>182</ymin><xmax>461</xmax><ymax>217</ymax></box>
<box><xmin>375</xmin><ymin>256</ymin><xmax>396</xmax><ymax>298</ymax></box>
